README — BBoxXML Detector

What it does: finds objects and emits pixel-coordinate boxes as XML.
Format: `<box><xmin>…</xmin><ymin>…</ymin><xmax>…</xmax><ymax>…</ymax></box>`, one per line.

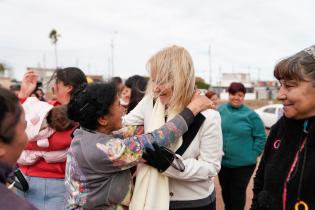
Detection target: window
<box><xmin>263</xmin><ymin>107</ymin><xmax>276</xmax><ymax>114</ymax></box>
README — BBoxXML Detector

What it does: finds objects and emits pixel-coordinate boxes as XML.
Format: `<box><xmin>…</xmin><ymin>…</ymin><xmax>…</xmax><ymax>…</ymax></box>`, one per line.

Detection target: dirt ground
<box><xmin>215</xmin><ymin>129</ymin><xmax>269</xmax><ymax>210</ymax></box>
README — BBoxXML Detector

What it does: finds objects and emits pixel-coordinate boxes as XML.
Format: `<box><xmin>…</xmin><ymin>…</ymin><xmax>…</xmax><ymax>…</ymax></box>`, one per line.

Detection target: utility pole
<box><xmin>208</xmin><ymin>45</ymin><xmax>212</xmax><ymax>85</ymax></box>
<box><xmin>42</xmin><ymin>54</ymin><xmax>46</xmax><ymax>68</ymax></box>
<box><xmin>110</xmin><ymin>39</ymin><xmax>114</xmax><ymax>77</ymax></box>
<box><xmin>110</xmin><ymin>31</ymin><xmax>118</xmax><ymax>78</ymax></box>
<box><xmin>257</xmin><ymin>67</ymin><xmax>262</xmax><ymax>81</ymax></box>
<box><xmin>75</xmin><ymin>57</ymin><xmax>79</xmax><ymax>67</ymax></box>
<box><xmin>107</xmin><ymin>56</ymin><xmax>111</xmax><ymax>79</ymax></box>
<box><xmin>218</xmin><ymin>65</ymin><xmax>222</xmax><ymax>86</ymax></box>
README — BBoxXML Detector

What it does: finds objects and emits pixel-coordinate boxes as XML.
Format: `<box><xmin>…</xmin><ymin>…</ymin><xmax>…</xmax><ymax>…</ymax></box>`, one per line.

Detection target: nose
<box><xmin>153</xmin><ymin>84</ymin><xmax>161</xmax><ymax>93</ymax></box>
<box><xmin>277</xmin><ymin>86</ymin><xmax>286</xmax><ymax>100</ymax></box>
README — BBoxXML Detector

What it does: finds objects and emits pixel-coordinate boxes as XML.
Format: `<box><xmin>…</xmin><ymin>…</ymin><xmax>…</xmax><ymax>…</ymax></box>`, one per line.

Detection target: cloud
<box><xmin>0</xmin><ymin>0</ymin><xmax>314</xmax><ymax>84</ymax></box>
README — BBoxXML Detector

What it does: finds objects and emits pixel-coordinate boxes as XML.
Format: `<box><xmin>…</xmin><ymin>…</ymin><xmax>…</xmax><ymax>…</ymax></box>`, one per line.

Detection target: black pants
<box><xmin>218</xmin><ymin>165</ymin><xmax>256</xmax><ymax>210</ymax></box>
<box><xmin>169</xmin><ymin>199</ymin><xmax>216</xmax><ymax>210</ymax></box>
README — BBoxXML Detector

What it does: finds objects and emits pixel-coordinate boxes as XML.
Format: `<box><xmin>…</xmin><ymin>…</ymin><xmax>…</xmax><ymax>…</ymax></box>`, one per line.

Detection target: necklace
<box><xmin>285</xmin><ymin>120</ymin><xmax>310</xmax><ymax>210</ymax></box>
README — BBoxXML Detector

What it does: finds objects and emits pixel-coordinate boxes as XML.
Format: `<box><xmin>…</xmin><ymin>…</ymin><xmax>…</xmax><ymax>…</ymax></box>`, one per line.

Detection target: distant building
<box><xmin>214</xmin><ymin>73</ymin><xmax>255</xmax><ymax>100</ymax></box>
<box><xmin>86</xmin><ymin>74</ymin><xmax>104</xmax><ymax>83</ymax></box>
<box><xmin>254</xmin><ymin>80</ymin><xmax>279</xmax><ymax>100</ymax></box>
<box><xmin>0</xmin><ymin>77</ymin><xmax>11</xmax><ymax>89</ymax></box>
<box><xmin>0</xmin><ymin>65</ymin><xmax>11</xmax><ymax>88</ymax></box>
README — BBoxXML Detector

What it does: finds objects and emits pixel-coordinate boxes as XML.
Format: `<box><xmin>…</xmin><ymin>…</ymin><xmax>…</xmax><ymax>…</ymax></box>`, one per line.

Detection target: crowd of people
<box><xmin>0</xmin><ymin>44</ymin><xmax>315</xmax><ymax>210</ymax></box>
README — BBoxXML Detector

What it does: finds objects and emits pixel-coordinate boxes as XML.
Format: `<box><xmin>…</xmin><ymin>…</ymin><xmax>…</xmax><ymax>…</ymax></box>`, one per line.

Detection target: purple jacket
<box><xmin>0</xmin><ymin>162</ymin><xmax>38</xmax><ymax>210</ymax></box>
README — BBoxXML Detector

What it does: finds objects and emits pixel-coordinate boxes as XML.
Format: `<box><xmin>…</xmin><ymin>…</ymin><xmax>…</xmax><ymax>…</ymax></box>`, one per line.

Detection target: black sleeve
<box><xmin>178</xmin><ymin>108</ymin><xmax>195</xmax><ymax>127</ymax></box>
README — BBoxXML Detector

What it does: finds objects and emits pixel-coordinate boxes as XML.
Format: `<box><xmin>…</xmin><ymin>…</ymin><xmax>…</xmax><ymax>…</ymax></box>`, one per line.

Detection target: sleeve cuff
<box><xmin>179</xmin><ymin>107</ymin><xmax>195</xmax><ymax>126</ymax></box>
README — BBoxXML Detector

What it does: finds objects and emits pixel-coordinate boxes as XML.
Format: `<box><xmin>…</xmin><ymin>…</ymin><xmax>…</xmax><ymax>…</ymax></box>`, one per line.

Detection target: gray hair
<box><xmin>274</xmin><ymin>45</ymin><xmax>315</xmax><ymax>86</ymax></box>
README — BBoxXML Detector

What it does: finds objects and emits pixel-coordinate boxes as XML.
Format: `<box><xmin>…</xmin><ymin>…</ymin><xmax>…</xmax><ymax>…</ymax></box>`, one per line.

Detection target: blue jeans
<box><xmin>17</xmin><ymin>176</ymin><xmax>66</xmax><ymax>210</ymax></box>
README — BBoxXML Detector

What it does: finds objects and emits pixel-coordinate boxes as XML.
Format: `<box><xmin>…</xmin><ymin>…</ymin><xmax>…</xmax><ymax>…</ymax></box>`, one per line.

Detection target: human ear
<box><xmin>0</xmin><ymin>143</ymin><xmax>7</xmax><ymax>158</ymax></box>
<box><xmin>66</xmin><ymin>85</ymin><xmax>73</xmax><ymax>94</ymax></box>
<box><xmin>97</xmin><ymin>116</ymin><xmax>108</xmax><ymax>127</ymax></box>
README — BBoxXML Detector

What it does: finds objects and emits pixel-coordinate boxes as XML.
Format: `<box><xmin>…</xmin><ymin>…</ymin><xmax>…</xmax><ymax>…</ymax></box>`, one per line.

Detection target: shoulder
<box><xmin>139</xmin><ymin>94</ymin><xmax>153</xmax><ymax>104</ymax></box>
<box><xmin>218</xmin><ymin>104</ymin><xmax>227</xmax><ymax>111</ymax></box>
<box><xmin>202</xmin><ymin>108</ymin><xmax>220</xmax><ymax>118</ymax></box>
<box><xmin>201</xmin><ymin>109</ymin><xmax>221</xmax><ymax>125</ymax></box>
<box><xmin>247</xmin><ymin>107</ymin><xmax>260</xmax><ymax>119</ymax></box>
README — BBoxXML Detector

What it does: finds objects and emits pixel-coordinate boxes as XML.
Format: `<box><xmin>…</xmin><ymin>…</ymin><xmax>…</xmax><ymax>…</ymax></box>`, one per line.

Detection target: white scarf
<box><xmin>129</xmin><ymin>99</ymin><xmax>182</xmax><ymax>210</ymax></box>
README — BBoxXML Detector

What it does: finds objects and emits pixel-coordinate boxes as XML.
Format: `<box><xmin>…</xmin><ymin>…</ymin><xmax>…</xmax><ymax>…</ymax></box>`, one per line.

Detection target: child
<box><xmin>65</xmin><ymin>83</ymin><xmax>211</xmax><ymax>209</ymax></box>
<box><xmin>18</xmin><ymin>97</ymin><xmax>75</xmax><ymax>165</ymax></box>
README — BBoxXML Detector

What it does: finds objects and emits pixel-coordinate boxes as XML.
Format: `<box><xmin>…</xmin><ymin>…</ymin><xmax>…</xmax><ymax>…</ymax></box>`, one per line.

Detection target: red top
<box><xmin>19</xmin><ymin>99</ymin><xmax>75</xmax><ymax>178</ymax></box>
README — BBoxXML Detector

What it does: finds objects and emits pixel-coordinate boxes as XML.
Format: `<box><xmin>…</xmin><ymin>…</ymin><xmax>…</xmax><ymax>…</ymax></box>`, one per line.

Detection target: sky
<box><xmin>0</xmin><ymin>0</ymin><xmax>314</xmax><ymax>85</ymax></box>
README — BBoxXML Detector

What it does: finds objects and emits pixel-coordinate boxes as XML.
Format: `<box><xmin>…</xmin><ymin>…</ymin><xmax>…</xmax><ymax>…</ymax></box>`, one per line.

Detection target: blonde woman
<box><xmin>124</xmin><ymin>45</ymin><xmax>223</xmax><ymax>210</ymax></box>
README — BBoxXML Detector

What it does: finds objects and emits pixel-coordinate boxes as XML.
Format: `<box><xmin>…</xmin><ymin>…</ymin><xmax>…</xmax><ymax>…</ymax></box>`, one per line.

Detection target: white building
<box><xmin>216</xmin><ymin>73</ymin><xmax>256</xmax><ymax>100</ymax></box>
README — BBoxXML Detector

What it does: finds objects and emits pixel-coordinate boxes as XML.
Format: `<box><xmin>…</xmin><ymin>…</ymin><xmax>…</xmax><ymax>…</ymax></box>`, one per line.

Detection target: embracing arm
<box><xmin>103</xmin><ymin>94</ymin><xmax>213</xmax><ymax>168</ymax></box>
<box><xmin>163</xmin><ymin>111</ymin><xmax>223</xmax><ymax>181</ymax></box>
<box><xmin>98</xmin><ymin>108</ymin><xmax>194</xmax><ymax>169</ymax></box>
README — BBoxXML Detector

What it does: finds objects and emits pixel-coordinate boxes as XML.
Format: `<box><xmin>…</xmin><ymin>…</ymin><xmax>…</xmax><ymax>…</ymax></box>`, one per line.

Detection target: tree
<box><xmin>49</xmin><ymin>29</ymin><xmax>61</xmax><ymax>68</ymax></box>
<box><xmin>195</xmin><ymin>76</ymin><xmax>210</xmax><ymax>90</ymax></box>
<box><xmin>0</xmin><ymin>62</ymin><xmax>11</xmax><ymax>77</ymax></box>
<box><xmin>0</xmin><ymin>63</ymin><xmax>5</xmax><ymax>72</ymax></box>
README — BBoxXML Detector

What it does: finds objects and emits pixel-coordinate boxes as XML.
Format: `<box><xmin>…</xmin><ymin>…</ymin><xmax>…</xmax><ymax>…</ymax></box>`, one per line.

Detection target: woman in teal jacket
<box><xmin>218</xmin><ymin>82</ymin><xmax>266</xmax><ymax>210</ymax></box>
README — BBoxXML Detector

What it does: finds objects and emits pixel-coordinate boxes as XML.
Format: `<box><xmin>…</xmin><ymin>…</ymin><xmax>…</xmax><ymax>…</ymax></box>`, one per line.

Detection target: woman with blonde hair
<box><xmin>124</xmin><ymin>45</ymin><xmax>223</xmax><ymax>210</ymax></box>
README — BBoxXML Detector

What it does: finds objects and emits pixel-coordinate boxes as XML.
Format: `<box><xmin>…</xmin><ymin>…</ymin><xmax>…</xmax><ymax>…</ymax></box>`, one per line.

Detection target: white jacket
<box><xmin>123</xmin><ymin>95</ymin><xmax>223</xmax><ymax>203</ymax></box>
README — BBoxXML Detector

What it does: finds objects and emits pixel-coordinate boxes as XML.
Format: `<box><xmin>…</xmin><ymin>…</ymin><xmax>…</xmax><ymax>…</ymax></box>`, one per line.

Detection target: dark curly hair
<box><xmin>67</xmin><ymin>83</ymin><xmax>117</xmax><ymax>130</ymax></box>
<box><xmin>0</xmin><ymin>87</ymin><xmax>23</xmax><ymax>144</ymax></box>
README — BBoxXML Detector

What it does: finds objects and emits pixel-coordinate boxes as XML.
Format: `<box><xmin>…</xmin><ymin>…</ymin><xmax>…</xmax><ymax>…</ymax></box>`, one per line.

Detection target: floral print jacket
<box><xmin>65</xmin><ymin>109</ymin><xmax>194</xmax><ymax>210</ymax></box>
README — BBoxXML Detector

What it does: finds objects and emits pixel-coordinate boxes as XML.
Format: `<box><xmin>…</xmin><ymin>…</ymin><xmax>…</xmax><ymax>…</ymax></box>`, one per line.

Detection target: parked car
<box><xmin>255</xmin><ymin>104</ymin><xmax>283</xmax><ymax>129</ymax></box>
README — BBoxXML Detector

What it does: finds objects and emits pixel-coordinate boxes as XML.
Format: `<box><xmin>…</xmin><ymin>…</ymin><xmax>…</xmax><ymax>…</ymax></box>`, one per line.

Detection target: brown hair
<box><xmin>274</xmin><ymin>47</ymin><xmax>315</xmax><ymax>85</ymax></box>
<box><xmin>46</xmin><ymin>105</ymin><xmax>75</xmax><ymax>131</ymax></box>
<box><xmin>205</xmin><ymin>90</ymin><xmax>217</xmax><ymax>99</ymax></box>
<box><xmin>228</xmin><ymin>82</ymin><xmax>246</xmax><ymax>94</ymax></box>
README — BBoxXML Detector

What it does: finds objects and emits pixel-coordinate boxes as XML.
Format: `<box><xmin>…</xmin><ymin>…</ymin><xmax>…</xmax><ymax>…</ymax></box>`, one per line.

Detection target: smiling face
<box><xmin>228</xmin><ymin>91</ymin><xmax>245</xmax><ymax>108</ymax></box>
<box><xmin>53</xmin><ymin>81</ymin><xmax>73</xmax><ymax>105</ymax></box>
<box><xmin>210</xmin><ymin>94</ymin><xmax>219</xmax><ymax>108</ymax></box>
<box><xmin>150</xmin><ymin>69</ymin><xmax>173</xmax><ymax>105</ymax></box>
<box><xmin>121</xmin><ymin>86</ymin><xmax>131</xmax><ymax>105</ymax></box>
<box><xmin>278</xmin><ymin>79</ymin><xmax>315</xmax><ymax>119</ymax></box>
<box><xmin>153</xmin><ymin>82</ymin><xmax>173</xmax><ymax>105</ymax></box>
<box><xmin>106</xmin><ymin>96</ymin><xmax>125</xmax><ymax>131</ymax></box>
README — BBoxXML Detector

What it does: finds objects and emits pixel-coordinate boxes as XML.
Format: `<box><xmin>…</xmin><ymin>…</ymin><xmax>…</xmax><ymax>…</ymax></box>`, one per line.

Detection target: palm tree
<box><xmin>49</xmin><ymin>29</ymin><xmax>61</xmax><ymax>68</ymax></box>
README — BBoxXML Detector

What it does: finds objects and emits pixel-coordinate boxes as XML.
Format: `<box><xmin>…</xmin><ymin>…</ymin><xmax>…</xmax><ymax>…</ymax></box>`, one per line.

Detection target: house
<box><xmin>213</xmin><ymin>73</ymin><xmax>255</xmax><ymax>100</ymax></box>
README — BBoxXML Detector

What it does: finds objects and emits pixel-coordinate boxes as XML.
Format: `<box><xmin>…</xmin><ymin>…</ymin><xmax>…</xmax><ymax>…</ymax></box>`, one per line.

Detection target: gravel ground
<box><xmin>214</xmin><ymin>171</ymin><xmax>255</xmax><ymax>210</ymax></box>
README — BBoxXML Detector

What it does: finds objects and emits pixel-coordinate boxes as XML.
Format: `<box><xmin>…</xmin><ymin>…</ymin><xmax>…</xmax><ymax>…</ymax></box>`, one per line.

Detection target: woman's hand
<box><xmin>187</xmin><ymin>92</ymin><xmax>214</xmax><ymax>116</ymax></box>
<box><xmin>18</xmin><ymin>70</ymin><xmax>38</xmax><ymax>99</ymax></box>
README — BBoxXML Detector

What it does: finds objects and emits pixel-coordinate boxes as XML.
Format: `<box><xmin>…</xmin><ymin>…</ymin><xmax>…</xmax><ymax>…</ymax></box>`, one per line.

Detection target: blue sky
<box><xmin>0</xmin><ymin>0</ymin><xmax>314</xmax><ymax>84</ymax></box>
